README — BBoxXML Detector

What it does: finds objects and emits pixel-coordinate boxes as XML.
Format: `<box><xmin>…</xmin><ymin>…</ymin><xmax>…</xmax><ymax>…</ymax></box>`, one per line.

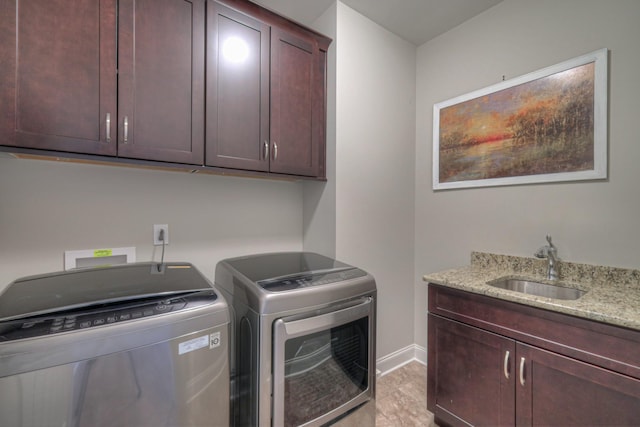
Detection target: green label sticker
<box><xmin>94</xmin><ymin>249</ymin><xmax>113</xmax><ymax>258</ymax></box>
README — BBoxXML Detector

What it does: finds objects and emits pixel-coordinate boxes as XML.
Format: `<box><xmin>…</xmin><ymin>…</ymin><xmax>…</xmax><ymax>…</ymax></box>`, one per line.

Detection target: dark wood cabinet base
<box><xmin>427</xmin><ymin>284</ymin><xmax>640</xmax><ymax>426</ymax></box>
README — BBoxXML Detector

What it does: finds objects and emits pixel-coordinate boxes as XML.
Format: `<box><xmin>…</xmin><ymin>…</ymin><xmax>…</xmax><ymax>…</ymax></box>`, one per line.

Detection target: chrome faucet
<box><xmin>535</xmin><ymin>235</ymin><xmax>559</xmax><ymax>280</ymax></box>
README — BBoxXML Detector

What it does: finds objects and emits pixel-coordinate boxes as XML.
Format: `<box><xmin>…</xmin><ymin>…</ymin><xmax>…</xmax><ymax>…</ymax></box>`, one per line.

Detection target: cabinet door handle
<box><xmin>263</xmin><ymin>141</ymin><xmax>269</xmax><ymax>160</ymax></box>
<box><xmin>273</xmin><ymin>141</ymin><xmax>278</xmax><ymax>161</ymax></box>
<box><xmin>519</xmin><ymin>357</ymin><xmax>526</xmax><ymax>386</ymax></box>
<box><xmin>106</xmin><ymin>113</ymin><xmax>111</xmax><ymax>142</ymax></box>
<box><xmin>123</xmin><ymin>116</ymin><xmax>129</xmax><ymax>143</ymax></box>
<box><xmin>503</xmin><ymin>350</ymin><xmax>510</xmax><ymax>379</ymax></box>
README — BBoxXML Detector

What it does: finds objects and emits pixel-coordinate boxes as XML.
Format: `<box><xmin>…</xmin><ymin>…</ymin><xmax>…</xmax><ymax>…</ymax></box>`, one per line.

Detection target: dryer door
<box><xmin>272</xmin><ymin>297</ymin><xmax>374</xmax><ymax>427</ymax></box>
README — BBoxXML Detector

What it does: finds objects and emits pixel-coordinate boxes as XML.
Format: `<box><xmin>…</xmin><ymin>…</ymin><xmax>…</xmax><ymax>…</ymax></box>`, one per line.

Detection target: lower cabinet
<box><xmin>427</xmin><ymin>285</ymin><xmax>640</xmax><ymax>427</ymax></box>
<box><xmin>429</xmin><ymin>315</ymin><xmax>514</xmax><ymax>426</ymax></box>
<box><xmin>516</xmin><ymin>343</ymin><xmax>640</xmax><ymax>426</ymax></box>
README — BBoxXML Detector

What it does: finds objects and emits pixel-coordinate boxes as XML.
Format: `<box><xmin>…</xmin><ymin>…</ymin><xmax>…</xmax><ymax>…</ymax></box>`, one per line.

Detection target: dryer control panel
<box><xmin>257</xmin><ymin>268</ymin><xmax>368</xmax><ymax>292</ymax></box>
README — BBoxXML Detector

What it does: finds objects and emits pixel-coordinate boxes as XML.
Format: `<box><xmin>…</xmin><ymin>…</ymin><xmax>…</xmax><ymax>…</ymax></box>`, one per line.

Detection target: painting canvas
<box><xmin>433</xmin><ymin>49</ymin><xmax>608</xmax><ymax>190</ymax></box>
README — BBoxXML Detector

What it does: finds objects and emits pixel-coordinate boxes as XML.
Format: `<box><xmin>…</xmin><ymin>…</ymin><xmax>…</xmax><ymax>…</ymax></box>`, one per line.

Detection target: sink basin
<box><xmin>487</xmin><ymin>277</ymin><xmax>586</xmax><ymax>300</ymax></box>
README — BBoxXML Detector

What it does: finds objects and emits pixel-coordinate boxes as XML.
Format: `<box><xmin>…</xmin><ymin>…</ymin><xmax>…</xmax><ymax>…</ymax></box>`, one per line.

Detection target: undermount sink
<box><xmin>487</xmin><ymin>277</ymin><xmax>586</xmax><ymax>300</ymax></box>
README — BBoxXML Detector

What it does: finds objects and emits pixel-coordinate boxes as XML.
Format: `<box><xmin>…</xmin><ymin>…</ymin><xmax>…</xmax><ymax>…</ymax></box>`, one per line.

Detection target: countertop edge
<box><xmin>423</xmin><ymin>253</ymin><xmax>640</xmax><ymax>332</ymax></box>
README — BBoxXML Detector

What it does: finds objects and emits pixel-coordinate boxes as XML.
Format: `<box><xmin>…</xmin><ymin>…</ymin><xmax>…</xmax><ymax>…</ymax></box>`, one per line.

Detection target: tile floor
<box><xmin>376</xmin><ymin>361</ymin><xmax>436</xmax><ymax>426</ymax></box>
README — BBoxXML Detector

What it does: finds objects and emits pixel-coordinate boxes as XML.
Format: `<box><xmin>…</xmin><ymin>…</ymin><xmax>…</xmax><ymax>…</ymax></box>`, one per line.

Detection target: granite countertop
<box><xmin>423</xmin><ymin>252</ymin><xmax>640</xmax><ymax>331</ymax></box>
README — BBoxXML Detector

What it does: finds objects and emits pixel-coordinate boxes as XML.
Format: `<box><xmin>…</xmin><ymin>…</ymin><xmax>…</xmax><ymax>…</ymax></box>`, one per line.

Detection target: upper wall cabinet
<box><xmin>0</xmin><ymin>0</ymin><xmax>330</xmax><ymax>179</ymax></box>
<box><xmin>0</xmin><ymin>0</ymin><xmax>205</xmax><ymax>165</ymax></box>
<box><xmin>206</xmin><ymin>2</ymin><xmax>270</xmax><ymax>172</ymax></box>
<box><xmin>0</xmin><ymin>0</ymin><xmax>117</xmax><ymax>156</ymax></box>
<box><xmin>206</xmin><ymin>0</ymin><xmax>330</xmax><ymax>178</ymax></box>
<box><xmin>117</xmin><ymin>0</ymin><xmax>205</xmax><ymax>164</ymax></box>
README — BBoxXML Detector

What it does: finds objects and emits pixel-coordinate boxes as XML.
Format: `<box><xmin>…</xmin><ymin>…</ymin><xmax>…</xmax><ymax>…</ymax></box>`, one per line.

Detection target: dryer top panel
<box><xmin>224</xmin><ymin>252</ymin><xmax>353</xmax><ymax>284</ymax></box>
<box><xmin>0</xmin><ymin>262</ymin><xmax>213</xmax><ymax>321</ymax></box>
<box><xmin>215</xmin><ymin>252</ymin><xmax>376</xmax><ymax>314</ymax></box>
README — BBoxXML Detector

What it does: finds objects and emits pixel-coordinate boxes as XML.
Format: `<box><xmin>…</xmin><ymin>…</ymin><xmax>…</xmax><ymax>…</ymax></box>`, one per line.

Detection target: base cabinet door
<box><xmin>429</xmin><ymin>314</ymin><xmax>640</xmax><ymax>427</ymax></box>
<box><xmin>428</xmin><ymin>314</ymin><xmax>516</xmax><ymax>426</ymax></box>
<box><xmin>516</xmin><ymin>343</ymin><xmax>640</xmax><ymax>426</ymax></box>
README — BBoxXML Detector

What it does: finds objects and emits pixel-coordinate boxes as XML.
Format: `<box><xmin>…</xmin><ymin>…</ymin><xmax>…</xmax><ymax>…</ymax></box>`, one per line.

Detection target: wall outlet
<box><xmin>153</xmin><ymin>224</ymin><xmax>169</xmax><ymax>246</ymax></box>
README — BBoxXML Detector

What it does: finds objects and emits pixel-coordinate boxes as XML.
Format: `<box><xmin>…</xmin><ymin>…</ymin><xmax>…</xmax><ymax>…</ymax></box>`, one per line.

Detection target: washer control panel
<box><xmin>0</xmin><ymin>290</ymin><xmax>217</xmax><ymax>342</ymax></box>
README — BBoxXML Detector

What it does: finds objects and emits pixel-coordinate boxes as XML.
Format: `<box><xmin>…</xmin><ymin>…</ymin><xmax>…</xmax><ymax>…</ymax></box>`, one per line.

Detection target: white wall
<box><xmin>414</xmin><ymin>0</ymin><xmax>640</xmax><ymax>347</ymax></box>
<box><xmin>333</xmin><ymin>2</ymin><xmax>417</xmax><ymax>361</ymax></box>
<box><xmin>304</xmin><ymin>3</ymin><xmax>418</xmax><ymax>363</ymax></box>
<box><xmin>0</xmin><ymin>157</ymin><xmax>303</xmax><ymax>290</ymax></box>
<box><xmin>303</xmin><ymin>2</ymin><xmax>337</xmax><ymax>258</ymax></box>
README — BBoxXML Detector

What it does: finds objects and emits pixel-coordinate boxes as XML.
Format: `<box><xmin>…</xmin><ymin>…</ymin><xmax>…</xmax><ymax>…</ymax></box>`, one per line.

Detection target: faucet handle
<box><xmin>535</xmin><ymin>235</ymin><xmax>557</xmax><ymax>258</ymax></box>
<box><xmin>545</xmin><ymin>235</ymin><xmax>556</xmax><ymax>250</ymax></box>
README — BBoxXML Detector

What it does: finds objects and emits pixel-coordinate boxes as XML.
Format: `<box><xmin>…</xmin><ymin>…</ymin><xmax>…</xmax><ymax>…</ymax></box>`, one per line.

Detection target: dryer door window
<box><xmin>272</xmin><ymin>297</ymin><xmax>374</xmax><ymax>427</ymax></box>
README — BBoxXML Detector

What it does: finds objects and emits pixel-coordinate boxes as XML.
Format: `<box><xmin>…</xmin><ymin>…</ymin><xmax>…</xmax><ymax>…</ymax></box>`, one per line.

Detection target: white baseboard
<box><xmin>414</xmin><ymin>344</ymin><xmax>427</xmax><ymax>365</ymax></box>
<box><xmin>376</xmin><ymin>344</ymin><xmax>427</xmax><ymax>377</ymax></box>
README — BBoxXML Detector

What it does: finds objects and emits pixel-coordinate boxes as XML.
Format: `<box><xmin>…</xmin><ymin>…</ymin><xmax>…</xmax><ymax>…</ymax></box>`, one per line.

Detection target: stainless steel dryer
<box><xmin>0</xmin><ymin>262</ymin><xmax>230</xmax><ymax>427</ymax></box>
<box><xmin>215</xmin><ymin>252</ymin><xmax>376</xmax><ymax>427</ymax></box>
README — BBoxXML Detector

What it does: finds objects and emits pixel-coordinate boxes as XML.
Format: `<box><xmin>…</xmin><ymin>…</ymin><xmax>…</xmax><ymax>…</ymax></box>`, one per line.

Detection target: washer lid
<box><xmin>0</xmin><ymin>262</ymin><xmax>212</xmax><ymax>321</ymax></box>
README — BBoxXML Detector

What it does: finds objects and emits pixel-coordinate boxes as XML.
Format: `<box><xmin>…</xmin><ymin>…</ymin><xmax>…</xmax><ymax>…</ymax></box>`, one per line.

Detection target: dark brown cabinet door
<box><xmin>0</xmin><ymin>0</ymin><xmax>117</xmax><ymax>155</ymax></box>
<box><xmin>428</xmin><ymin>314</ymin><xmax>516</xmax><ymax>427</ymax></box>
<box><xmin>269</xmin><ymin>28</ymin><xmax>324</xmax><ymax>177</ymax></box>
<box><xmin>516</xmin><ymin>343</ymin><xmax>640</xmax><ymax>426</ymax></box>
<box><xmin>117</xmin><ymin>0</ymin><xmax>205</xmax><ymax>164</ymax></box>
<box><xmin>206</xmin><ymin>0</ymin><xmax>329</xmax><ymax>178</ymax></box>
<box><xmin>206</xmin><ymin>1</ymin><xmax>270</xmax><ymax>171</ymax></box>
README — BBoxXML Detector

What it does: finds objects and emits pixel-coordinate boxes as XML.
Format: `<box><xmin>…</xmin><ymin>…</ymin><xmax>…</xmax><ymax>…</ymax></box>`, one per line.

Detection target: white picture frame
<box><xmin>433</xmin><ymin>48</ymin><xmax>608</xmax><ymax>190</ymax></box>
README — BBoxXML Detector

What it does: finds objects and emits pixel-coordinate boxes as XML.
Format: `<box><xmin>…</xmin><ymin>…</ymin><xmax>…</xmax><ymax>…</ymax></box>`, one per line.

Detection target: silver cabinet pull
<box><xmin>123</xmin><ymin>116</ymin><xmax>129</xmax><ymax>143</ymax></box>
<box><xmin>519</xmin><ymin>357</ymin><xmax>526</xmax><ymax>386</ymax></box>
<box><xmin>263</xmin><ymin>141</ymin><xmax>269</xmax><ymax>160</ymax></box>
<box><xmin>273</xmin><ymin>141</ymin><xmax>278</xmax><ymax>160</ymax></box>
<box><xmin>503</xmin><ymin>351</ymin><xmax>510</xmax><ymax>379</ymax></box>
<box><xmin>106</xmin><ymin>113</ymin><xmax>111</xmax><ymax>142</ymax></box>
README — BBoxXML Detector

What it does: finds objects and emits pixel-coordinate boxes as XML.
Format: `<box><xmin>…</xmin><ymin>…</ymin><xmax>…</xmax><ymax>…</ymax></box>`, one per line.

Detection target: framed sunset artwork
<box><xmin>433</xmin><ymin>48</ymin><xmax>608</xmax><ymax>190</ymax></box>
